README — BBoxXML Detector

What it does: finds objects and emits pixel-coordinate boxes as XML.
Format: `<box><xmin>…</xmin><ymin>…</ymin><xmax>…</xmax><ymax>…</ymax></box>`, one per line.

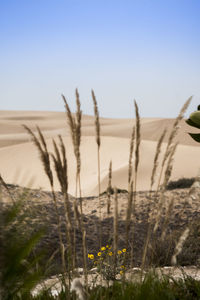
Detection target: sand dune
<box><xmin>0</xmin><ymin>110</ymin><xmax>199</xmax><ymax>146</ymax></box>
<box><xmin>0</xmin><ymin>110</ymin><xmax>199</xmax><ymax>196</ymax></box>
<box><xmin>0</xmin><ymin>109</ymin><xmax>200</xmax><ymax>196</ymax></box>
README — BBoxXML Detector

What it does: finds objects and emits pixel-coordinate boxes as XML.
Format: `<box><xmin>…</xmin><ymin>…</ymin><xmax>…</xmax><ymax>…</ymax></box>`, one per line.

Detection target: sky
<box><xmin>0</xmin><ymin>0</ymin><xmax>200</xmax><ymax>118</ymax></box>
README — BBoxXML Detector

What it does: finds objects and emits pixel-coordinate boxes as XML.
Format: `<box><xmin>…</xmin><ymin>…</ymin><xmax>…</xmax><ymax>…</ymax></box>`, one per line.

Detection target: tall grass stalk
<box><xmin>62</xmin><ymin>92</ymin><xmax>79</xmax><ymax>271</ymax></box>
<box><xmin>153</xmin><ymin>142</ymin><xmax>178</xmax><ymax>233</ymax></box>
<box><xmin>51</xmin><ymin>136</ymin><xmax>74</xmax><ymax>279</ymax></box>
<box><xmin>62</xmin><ymin>91</ymin><xmax>88</xmax><ymax>285</ymax></box>
<box><xmin>125</xmin><ymin>181</ymin><xmax>133</xmax><ymax>251</ymax></box>
<box><xmin>106</xmin><ymin>160</ymin><xmax>112</xmax><ymax>215</ymax></box>
<box><xmin>161</xmin><ymin>143</ymin><xmax>178</xmax><ymax>190</ymax></box>
<box><xmin>156</xmin><ymin>97</ymin><xmax>192</xmax><ymax>191</ymax></box>
<box><xmin>52</xmin><ymin>137</ymin><xmax>72</xmax><ymax>228</ymax></box>
<box><xmin>150</xmin><ymin>128</ymin><xmax>167</xmax><ymax>193</ymax></box>
<box><xmin>62</xmin><ymin>93</ymin><xmax>81</xmax><ymax>221</ymax></box>
<box><xmin>23</xmin><ymin>126</ymin><xmax>67</xmax><ymax>277</ymax></box>
<box><xmin>134</xmin><ymin>100</ymin><xmax>140</xmax><ymax>194</ymax></box>
<box><xmin>161</xmin><ymin>197</ymin><xmax>174</xmax><ymax>241</ymax></box>
<box><xmin>130</xmin><ymin>100</ymin><xmax>141</xmax><ymax>268</ymax></box>
<box><xmin>141</xmin><ymin>129</ymin><xmax>168</xmax><ymax>273</ymax></box>
<box><xmin>171</xmin><ymin>227</ymin><xmax>190</xmax><ymax>265</ymax></box>
<box><xmin>128</xmin><ymin>126</ymin><xmax>135</xmax><ymax>185</ymax></box>
<box><xmin>92</xmin><ymin>89</ymin><xmax>102</xmax><ymax>247</ymax></box>
<box><xmin>75</xmin><ymin>89</ymin><xmax>82</xmax><ymax>212</ymax></box>
<box><xmin>113</xmin><ymin>187</ymin><xmax>118</xmax><ymax>277</ymax></box>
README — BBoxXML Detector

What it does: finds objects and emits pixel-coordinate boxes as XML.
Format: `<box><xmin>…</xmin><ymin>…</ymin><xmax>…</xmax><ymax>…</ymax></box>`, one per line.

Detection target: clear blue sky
<box><xmin>0</xmin><ymin>0</ymin><xmax>200</xmax><ymax>118</ymax></box>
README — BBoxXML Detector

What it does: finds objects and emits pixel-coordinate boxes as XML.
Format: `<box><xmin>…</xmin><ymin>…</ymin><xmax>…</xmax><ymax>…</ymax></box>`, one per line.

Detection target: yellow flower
<box><xmin>106</xmin><ymin>245</ymin><xmax>109</xmax><ymax>248</ymax></box>
<box><xmin>118</xmin><ymin>250</ymin><xmax>122</xmax><ymax>255</ymax></box>
<box><xmin>101</xmin><ymin>247</ymin><xmax>106</xmax><ymax>251</ymax></box>
<box><xmin>89</xmin><ymin>254</ymin><xmax>94</xmax><ymax>259</ymax></box>
<box><xmin>108</xmin><ymin>251</ymin><xmax>113</xmax><ymax>256</ymax></box>
<box><xmin>120</xmin><ymin>270</ymin><xmax>124</xmax><ymax>275</ymax></box>
<box><xmin>88</xmin><ymin>254</ymin><xmax>91</xmax><ymax>258</ymax></box>
<box><xmin>98</xmin><ymin>252</ymin><xmax>102</xmax><ymax>256</ymax></box>
<box><xmin>120</xmin><ymin>265</ymin><xmax>125</xmax><ymax>269</ymax></box>
<box><xmin>122</xmin><ymin>248</ymin><xmax>126</xmax><ymax>253</ymax></box>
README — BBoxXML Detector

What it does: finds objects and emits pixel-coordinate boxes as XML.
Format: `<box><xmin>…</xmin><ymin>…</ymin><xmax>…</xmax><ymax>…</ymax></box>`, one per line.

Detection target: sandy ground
<box><xmin>2</xmin><ymin>182</ymin><xmax>200</xmax><ymax>297</ymax></box>
<box><xmin>33</xmin><ymin>266</ymin><xmax>200</xmax><ymax>296</ymax></box>
<box><xmin>0</xmin><ymin>110</ymin><xmax>200</xmax><ymax>197</ymax></box>
<box><xmin>2</xmin><ymin>182</ymin><xmax>200</xmax><ymax>268</ymax></box>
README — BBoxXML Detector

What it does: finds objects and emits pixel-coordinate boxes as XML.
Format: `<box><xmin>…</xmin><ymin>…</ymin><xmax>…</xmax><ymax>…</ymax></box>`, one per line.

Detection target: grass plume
<box><xmin>150</xmin><ymin>128</ymin><xmax>167</xmax><ymax>192</ymax></box>
<box><xmin>157</xmin><ymin>97</ymin><xmax>192</xmax><ymax>190</ymax></box>
<box><xmin>134</xmin><ymin>100</ymin><xmax>140</xmax><ymax>192</ymax></box>
<box><xmin>128</xmin><ymin>125</ymin><xmax>135</xmax><ymax>185</ymax></box>
<box><xmin>23</xmin><ymin>125</ymin><xmax>67</xmax><ymax>276</ymax></box>
<box><xmin>91</xmin><ymin>89</ymin><xmax>100</xmax><ymax>147</ymax></box>
<box><xmin>92</xmin><ymin>89</ymin><xmax>102</xmax><ymax>247</ymax></box>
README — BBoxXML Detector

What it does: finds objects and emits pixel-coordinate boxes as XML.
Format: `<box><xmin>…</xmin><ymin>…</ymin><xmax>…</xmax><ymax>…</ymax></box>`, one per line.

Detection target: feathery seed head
<box><xmin>92</xmin><ymin>89</ymin><xmax>100</xmax><ymax>147</ymax></box>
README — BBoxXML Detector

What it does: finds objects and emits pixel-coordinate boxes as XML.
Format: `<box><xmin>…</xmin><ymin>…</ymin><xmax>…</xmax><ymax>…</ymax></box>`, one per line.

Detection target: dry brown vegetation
<box><xmin>2</xmin><ymin>93</ymin><xmax>199</xmax><ymax>289</ymax></box>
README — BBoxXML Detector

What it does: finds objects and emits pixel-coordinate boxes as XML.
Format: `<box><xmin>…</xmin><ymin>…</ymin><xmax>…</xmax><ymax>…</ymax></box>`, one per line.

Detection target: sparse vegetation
<box><xmin>1</xmin><ymin>93</ymin><xmax>200</xmax><ymax>299</ymax></box>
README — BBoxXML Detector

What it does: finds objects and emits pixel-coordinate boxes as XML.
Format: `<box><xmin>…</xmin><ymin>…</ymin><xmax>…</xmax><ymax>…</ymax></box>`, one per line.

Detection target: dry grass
<box><xmin>128</xmin><ymin>125</ymin><xmax>135</xmax><ymax>185</ymax></box>
<box><xmin>133</xmin><ymin>100</ymin><xmax>140</xmax><ymax>193</ymax></box>
<box><xmin>128</xmin><ymin>100</ymin><xmax>141</xmax><ymax>268</ymax></box>
<box><xmin>157</xmin><ymin>96</ymin><xmax>192</xmax><ymax>191</ymax></box>
<box><xmin>91</xmin><ymin>89</ymin><xmax>102</xmax><ymax>248</ymax></box>
<box><xmin>62</xmin><ymin>90</ymin><xmax>88</xmax><ymax>285</ymax></box>
<box><xmin>150</xmin><ymin>128</ymin><xmax>167</xmax><ymax>192</ymax></box>
<box><xmin>113</xmin><ymin>187</ymin><xmax>118</xmax><ymax>276</ymax></box>
<box><xmin>23</xmin><ymin>125</ymin><xmax>67</xmax><ymax>280</ymax></box>
<box><xmin>106</xmin><ymin>160</ymin><xmax>112</xmax><ymax>215</ymax></box>
<box><xmin>21</xmin><ymin>92</ymin><xmax>194</xmax><ymax>290</ymax></box>
<box><xmin>51</xmin><ymin>136</ymin><xmax>74</xmax><ymax>276</ymax></box>
<box><xmin>171</xmin><ymin>227</ymin><xmax>190</xmax><ymax>265</ymax></box>
<box><xmin>125</xmin><ymin>180</ymin><xmax>133</xmax><ymax>251</ymax></box>
<box><xmin>142</xmin><ymin>127</ymin><xmax>167</xmax><ymax>268</ymax></box>
<box><xmin>142</xmin><ymin>98</ymin><xmax>192</xmax><ymax>270</ymax></box>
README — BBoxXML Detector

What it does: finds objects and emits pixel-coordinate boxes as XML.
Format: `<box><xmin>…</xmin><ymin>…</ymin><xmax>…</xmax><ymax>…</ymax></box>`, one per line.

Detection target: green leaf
<box><xmin>188</xmin><ymin>133</ymin><xmax>200</xmax><ymax>143</ymax></box>
<box><xmin>185</xmin><ymin>119</ymin><xmax>200</xmax><ymax>129</ymax></box>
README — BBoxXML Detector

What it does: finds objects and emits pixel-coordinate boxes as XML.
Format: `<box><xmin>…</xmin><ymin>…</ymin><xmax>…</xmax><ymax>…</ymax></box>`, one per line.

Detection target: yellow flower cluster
<box><xmin>87</xmin><ymin>247</ymin><xmax>126</xmax><ymax>260</ymax></box>
<box><xmin>117</xmin><ymin>248</ymin><xmax>126</xmax><ymax>255</ymax></box>
<box><xmin>87</xmin><ymin>245</ymin><xmax>127</xmax><ymax>280</ymax></box>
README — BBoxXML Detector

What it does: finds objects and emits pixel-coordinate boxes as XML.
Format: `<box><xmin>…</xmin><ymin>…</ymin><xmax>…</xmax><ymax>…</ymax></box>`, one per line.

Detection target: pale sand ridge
<box><xmin>0</xmin><ymin>110</ymin><xmax>199</xmax><ymax>196</ymax></box>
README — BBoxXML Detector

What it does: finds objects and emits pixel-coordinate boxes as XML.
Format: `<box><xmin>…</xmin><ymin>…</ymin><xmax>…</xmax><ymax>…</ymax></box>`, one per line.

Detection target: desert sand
<box><xmin>0</xmin><ymin>110</ymin><xmax>200</xmax><ymax>197</ymax></box>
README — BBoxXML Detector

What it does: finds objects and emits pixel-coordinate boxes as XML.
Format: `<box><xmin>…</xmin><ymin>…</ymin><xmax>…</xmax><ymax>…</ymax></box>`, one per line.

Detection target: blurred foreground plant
<box><xmin>186</xmin><ymin>105</ymin><xmax>200</xmax><ymax>142</ymax></box>
<box><xmin>0</xmin><ymin>196</ymin><xmax>44</xmax><ymax>299</ymax></box>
